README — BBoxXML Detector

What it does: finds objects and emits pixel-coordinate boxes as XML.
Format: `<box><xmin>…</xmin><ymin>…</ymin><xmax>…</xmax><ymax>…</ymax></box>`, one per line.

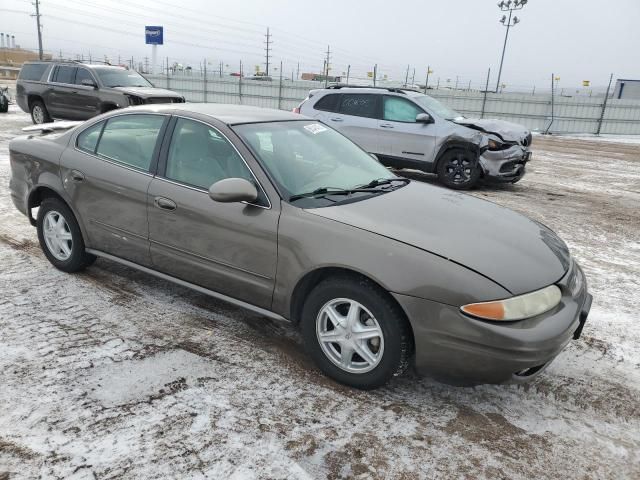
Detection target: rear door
<box><xmin>332</xmin><ymin>93</ymin><xmax>381</xmax><ymax>154</ymax></box>
<box><xmin>47</xmin><ymin>66</ymin><xmax>79</xmax><ymax>119</ymax></box>
<box><xmin>379</xmin><ymin>95</ymin><xmax>437</xmax><ymax>165</ymax></box>
<box><xmin>61</xmin><ymin>113</ymin><xmax>168</xmax><ymax>265</ymax></box>
<box><xmin>147</xmin><ymin>116</ymin><xmax>280</xmax><ymax>309</ymax></box>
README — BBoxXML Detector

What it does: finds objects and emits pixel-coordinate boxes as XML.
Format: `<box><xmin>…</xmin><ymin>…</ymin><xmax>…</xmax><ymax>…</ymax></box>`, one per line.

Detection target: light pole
<box><xmin>495</xmin><ymin>0</ymin><xmax>527</xmax><ymax>93</ymax></box>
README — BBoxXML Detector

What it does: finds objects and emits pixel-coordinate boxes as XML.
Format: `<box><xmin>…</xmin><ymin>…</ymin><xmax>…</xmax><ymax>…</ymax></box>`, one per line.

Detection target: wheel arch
<box><xmin>288</xmin><ymin>266</ymin><xmax>415</xmax><ymax>349</ymax></box>
<box><xmin>434</xmin><ymin>140</ymin><xmax>481</xmax><ymax>170</ymax></box>
<box><xmin>27</xmin><ymin>186</ymin><xmax>89</xmax><ymax>243</ymax></box>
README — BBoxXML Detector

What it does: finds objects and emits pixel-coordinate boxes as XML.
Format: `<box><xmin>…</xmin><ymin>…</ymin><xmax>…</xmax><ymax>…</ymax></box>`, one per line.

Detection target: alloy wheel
<box><xmin>316</xmin><ymin>298</ymin><xmax>385</xmax><ymax>374</ymax></box>
<box><xmin>445</xmin><ymin>153</ymin><xmax>473</xmax><ymax>184</ymax></box>
<box><xmin>32</xmin><ymin>105</ymin><xmax>45</xmax><ymax>124</ymax></box>
<box><xmin>42</xmin><ymin>210</ymin><xmax>73</xmax><ymax>261</ymax></box>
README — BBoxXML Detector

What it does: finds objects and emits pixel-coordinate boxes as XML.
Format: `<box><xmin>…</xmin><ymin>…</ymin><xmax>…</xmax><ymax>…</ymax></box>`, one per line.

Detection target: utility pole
<box><xmin>424</xmin><ymin>66</ymin><xmax>432</xmax><ymax>93</ymax></box>
<box><xmin>404</xmin><ymin>65</ymin><xmax>410</xmax><ymax>86</ymax></box>
<box><xmin>346</xmin><ymin>64</ymin><xmax>350</xmax><ymax>85</ymax></box>
<box><xmin>495</xmin><ymin>0</ymin><xmax>527</xmax><ymax>92</ymax></box>
<box><xmin>296</xmin><ymin>61</ymin><xmax>299</xmax><ymax>80</ymax></box>
<box><xmin>411</xmin><ymin>68</ymin><xmax>416</xmax><ymax>86</ymax></box>
<box><xmin>31</xmin><ymin>0</ymin><xmax>44</xmax><ymax>60</ymax></box>
<box><xmin>373</xmin><ymin>64</ymin><xmax>377</xmax><ymax>87</ymax></box>
<box><xmin>324</xmin><ymin>45</ymin><xmax>331</xmax><ymax>87</ymax></box>
<box><xmin>264</xmin><ymin>27</ymin><xmax>272</xmax><ymax>76</ymax></box>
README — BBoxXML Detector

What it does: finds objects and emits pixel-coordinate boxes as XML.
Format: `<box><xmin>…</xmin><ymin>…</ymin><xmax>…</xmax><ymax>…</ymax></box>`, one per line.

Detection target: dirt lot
<box><xmin>0</xmin><ymin>106</ymin><xmax>639</xmax><ymax>479</ymax></box>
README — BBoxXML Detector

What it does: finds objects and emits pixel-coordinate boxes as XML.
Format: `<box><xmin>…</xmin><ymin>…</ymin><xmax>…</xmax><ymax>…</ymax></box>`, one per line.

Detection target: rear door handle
<box><xmin>154</xmin><ymin>196</ymin><xmax>177</xmax><ymax>211</ymax></box>
<box><xmin>330</xmin><ymin>117</ymin><xmax>343</xmax><ymax>122</ymax></box>
<box><xmin>70</xmin><ymin>169</ymin><xmax>85</xmax><ymax>182</ymax></box>
<box><xmin>380</xmin><ymin>123</ymin><xmax>394</xmax><ymax>129</ymax></box>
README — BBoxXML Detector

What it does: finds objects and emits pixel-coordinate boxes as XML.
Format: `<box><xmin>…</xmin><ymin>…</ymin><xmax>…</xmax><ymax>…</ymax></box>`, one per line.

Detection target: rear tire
<box><xmin>36</xmin><ymin>197</ymin><xmax>96</xmax><ymax>272</ymax></box>
<box><xmin>436</xmin><ymin>149</ymin><xmax>481</xmax><ymax>190</ymax></box>
<box><xmin>301</xmin><ymin>276</ymin><xmax>412</xmax><ymax>390</ymax></box>
<box><xmin>30</xmin><ymin>99</ymin><xmax>52</xmax><ymax>124</ymax></box>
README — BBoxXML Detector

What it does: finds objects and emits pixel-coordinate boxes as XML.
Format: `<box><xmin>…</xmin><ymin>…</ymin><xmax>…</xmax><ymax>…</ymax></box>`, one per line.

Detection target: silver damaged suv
<box><xmin>296</xmin><ymin>86</ymin><xmax>532</xmax><ymax>189</ymax></box>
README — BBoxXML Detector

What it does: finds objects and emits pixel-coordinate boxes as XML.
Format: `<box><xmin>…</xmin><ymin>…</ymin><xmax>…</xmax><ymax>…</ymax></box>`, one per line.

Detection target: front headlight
<box><xmin>487</xmin><ymin>138</ymin><xmax>503</xmax><ymax>150</ymax></box>
<box><xmin>460</xmin><ymin>284</ymin><xmax>562</xmax><ymax>321</ymax></box>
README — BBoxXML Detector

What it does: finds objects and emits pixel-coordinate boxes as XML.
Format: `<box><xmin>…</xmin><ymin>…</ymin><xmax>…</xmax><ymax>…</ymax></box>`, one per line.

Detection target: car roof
<box><xmin>22</xmin><ymin>61</ymin><xmax>127</xmax><ymax>71</ymax></box>
<box><xmin>113</xmin><ymin>103</ymin><xmax>309</xmax><ymax>125</ymax></box>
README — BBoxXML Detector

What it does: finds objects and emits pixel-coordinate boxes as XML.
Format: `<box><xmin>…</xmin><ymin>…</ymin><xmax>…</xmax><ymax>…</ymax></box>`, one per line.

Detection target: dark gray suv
<box><xmin>16</xmin><ymin>61</ymin><xmax>184</xmax><ymax>124</ymax></box>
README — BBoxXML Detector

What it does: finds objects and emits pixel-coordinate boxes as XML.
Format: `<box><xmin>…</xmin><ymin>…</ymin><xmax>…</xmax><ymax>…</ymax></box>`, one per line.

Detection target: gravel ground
<box><xmin>0</xmin><ymin>105</ymin><xmax>639</xmax><ymax>479</ymax></box>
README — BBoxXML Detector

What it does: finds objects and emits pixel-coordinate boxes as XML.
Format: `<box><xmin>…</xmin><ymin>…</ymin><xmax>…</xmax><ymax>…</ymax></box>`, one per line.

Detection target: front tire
<box><xmin>436</xmin><ymin>149</ymin><xmax>481</xmax><ymax>190</ymax></box>
<box><xmin>30</xmin><ymin>99</ymin><xmax>52</xmax><ymax>124</ymax></box>
<box><xmin>36</xmin><ymin>197</ymin><xmax>96</xmax><ymax>272</ymax></box>
<box><xmin>301</xmin><ymin>276</ymin><xmax>412</xmax><ymax>390</ymax></box>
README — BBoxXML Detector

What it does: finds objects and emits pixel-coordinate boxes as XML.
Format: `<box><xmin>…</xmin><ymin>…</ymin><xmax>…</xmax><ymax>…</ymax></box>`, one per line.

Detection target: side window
<box><xmin>52</xmin><ymin>66</ymin><xmax>76</xmax><ymax>84</ymax></box>
<box><xmin>19</xmin><ymin>63</ymin><xmax>48</xmax><ymax>81</ymax></box>
<box><xmin>314</xmin><ymin>94</ymin><xmax>339</xmax><ymax>112</ymax></box>
<box><xmin>75</xmin><ymin>68</ymin><xmax>94</xmax><ymax>86</ymax></box>
<box><xmin>383</xmin><ymin>96</ymin><xmax>424</xmax><ymax>123</ymax></box>
<box><xmin>165</xmin><ymin>118</ymin><xmax>253</xmax><ymax>190</ymax></box>
<box><xmin>339</xmin><ymin>94</ymin><xmax>378</xmax><ymax>118</ymax></box>
<box><xmin>76</xmin><ymin>121</ymin><xmax>104</xmax><ymax>154</ymax></box>
<box><xmin>96</xmin><ymin>115</ymin><xmax>164</xmax><ymax>171</ymax></box>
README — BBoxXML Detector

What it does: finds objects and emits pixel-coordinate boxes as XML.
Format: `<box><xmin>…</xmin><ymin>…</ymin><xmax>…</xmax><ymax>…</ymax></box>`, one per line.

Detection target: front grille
<box><xmin>145</xmin><ymin>97</ymin><xmax>185</xmax><ymax>104</ymax></box>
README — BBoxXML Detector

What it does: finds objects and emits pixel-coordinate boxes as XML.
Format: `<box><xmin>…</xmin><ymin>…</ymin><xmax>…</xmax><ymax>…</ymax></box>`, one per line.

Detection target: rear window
<box><xmin>339</xmin><ymin>94</ymin><xmax>379</xmax><ymax>118</ymax></box>
<box><xmin>52</xmin><ymin>66</ymin><xmax>76</xmax><ymax>84</ymax></box>
<box><xmin>19</xmin><ymin>63</ymin><xmax>48</xmax><ymax>81</ymax></box>
<box><xmin>314</xmin><ymin>94</ymin><xmax>339</xmax><ymax>112</ymax></box>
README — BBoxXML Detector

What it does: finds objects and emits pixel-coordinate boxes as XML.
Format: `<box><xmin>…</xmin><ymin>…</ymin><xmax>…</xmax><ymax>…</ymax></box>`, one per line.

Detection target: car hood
<box><xmin>305</xmin><ymin>182</ymin><xmax>570</xmax><ymax>296</ymax></box>
<box><xmin>454</xmin><ymin>118</ymin><xmax>530</xmax><ymax>143</ymax></box>
<box><xmin>112</xmin><ymin>86</ymin><xmax>181</xmax><ymax>98</ymax></box>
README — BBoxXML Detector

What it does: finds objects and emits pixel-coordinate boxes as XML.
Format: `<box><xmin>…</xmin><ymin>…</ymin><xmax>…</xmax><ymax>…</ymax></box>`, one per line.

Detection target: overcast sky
<box><xmin>3</xmin><ymin>0</ymin><xmax>639</xmax><ymax>90</ymax></box>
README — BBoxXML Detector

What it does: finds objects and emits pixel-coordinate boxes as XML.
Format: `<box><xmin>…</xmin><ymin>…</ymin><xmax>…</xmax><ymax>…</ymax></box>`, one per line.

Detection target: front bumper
<box><xmin>479</xmin><ymin>145</ymin><xmax>531</xmax><ymax>183</ymax></box>
<box><xmin>393</xmin><ymin>260</ymin><xmax>592</xmax><ymax>386</ymax></box>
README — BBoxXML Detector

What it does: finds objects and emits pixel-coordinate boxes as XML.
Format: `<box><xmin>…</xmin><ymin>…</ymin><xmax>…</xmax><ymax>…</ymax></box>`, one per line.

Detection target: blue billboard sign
<box><xmin>145</xmin><ymin>26</ymin><xmax>164</xmax><ymax>45</ymax></box>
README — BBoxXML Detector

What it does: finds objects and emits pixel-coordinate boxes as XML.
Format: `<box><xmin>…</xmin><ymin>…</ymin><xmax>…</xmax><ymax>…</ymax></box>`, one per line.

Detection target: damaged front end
<box><xmin>455</xmin><ymin>118</ymin><xmax>533</xmax><ymax>184</ymax></box>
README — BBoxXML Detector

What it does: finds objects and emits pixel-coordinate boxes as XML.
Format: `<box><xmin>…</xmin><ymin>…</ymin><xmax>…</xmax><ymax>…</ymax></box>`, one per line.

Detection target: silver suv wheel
<box><xmin>316</xmin><ymin>298</ymin><xmax>385</xmax><ymax>374</ymax></box>
<box><xmin>32</xmin><ymin>104</ymin><xmax>45</xmax><ymax>124</ymax></box>
<box><xmin>42</xmin><ymin>210</ymin><xmax>73</xmax><ymax>261</ymax></box>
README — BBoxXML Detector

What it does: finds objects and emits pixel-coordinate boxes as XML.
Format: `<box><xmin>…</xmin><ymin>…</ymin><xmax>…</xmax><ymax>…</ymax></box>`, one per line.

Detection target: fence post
<box><xmin>278</xmin><ymin>61</ymin><xmax>283</xmax><ymax>110</ymax></box>
<box><xmin>544</xmin><ymin>73</ymin><xmax>555</xmax><ymax>134</ymax></box>
<box><xmin>238</xmin><ymin>60</ymin><xmax>243</xmax><ymax>104</ymax></box>
<box><xmin>480</xmin><ymin>67</ymin><xmax>490</xmax><ymax>119</ymax></box>
<box><xmin>166</xmin><ymin>57</ymin><xmax>170</xmax><ymax>90</ymax></box>
<box><xmin>596</xmin><ymin>73</ymin><xmax>613</xmax><ymax>135</ymax></box>
<box><xmin>203</xmin><ymin>59</ymin><xmax>207</xmax><ymax>103</ymax></box>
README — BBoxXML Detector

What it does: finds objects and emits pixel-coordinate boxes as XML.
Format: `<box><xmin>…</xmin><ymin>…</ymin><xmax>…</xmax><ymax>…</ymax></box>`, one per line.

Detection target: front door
<box><xmin>379</xmin><ymin>95</ymin><xmax>438</xmax><ymax>165</ymax></box>
<box><xmin>72</xmin><ymin>68</ymin><xmax>100</xmax><ymax>119</ymax></box>
<box><xmin>147</xmin><ymin>117</ymin><xmax>279</xmax><ymax>309</ymax></box>
<box><xmin>61</xmin><ymin>113</ymin><xmax>168</xmax><ymax>265</ymax></box>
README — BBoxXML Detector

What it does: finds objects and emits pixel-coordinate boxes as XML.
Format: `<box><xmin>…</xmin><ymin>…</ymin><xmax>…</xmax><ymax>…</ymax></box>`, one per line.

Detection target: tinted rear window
<box><xmin>339</xmin><ymin>94</ymin><xmax>378</xmax><ymax>118</ymax></box>
<box><xmin>19</xmin><ymin>63</ymin><xmax>48</xmax><ymax>81</ymax></box>
<box><xmin>314</xmin><ymin>94</ymin><xmax>339</xmax><ymax>112</ymax></box>
<box><xmin>52</xmin><ymin>66</ymin><xmax>76</xmax><ymax>84</ymax></box>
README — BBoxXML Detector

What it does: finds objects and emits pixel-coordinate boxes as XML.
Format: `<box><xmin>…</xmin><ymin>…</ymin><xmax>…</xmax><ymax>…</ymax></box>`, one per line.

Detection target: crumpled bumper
<box><xmin>392</xmin><ymin>260</ymin><xmax>592</xmax><ymax>386</ymax></box>
<box><xmin>479</xmin><ymin>144</ymin><xmax>531</xmax><ymax>182</ymax></box>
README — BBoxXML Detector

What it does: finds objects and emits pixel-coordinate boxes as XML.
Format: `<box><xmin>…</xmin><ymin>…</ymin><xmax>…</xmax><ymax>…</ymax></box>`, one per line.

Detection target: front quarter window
<box><xmin>234</xmin><ymin>121</ymin><xmax>396</xmax><ymax>204</ymax></box>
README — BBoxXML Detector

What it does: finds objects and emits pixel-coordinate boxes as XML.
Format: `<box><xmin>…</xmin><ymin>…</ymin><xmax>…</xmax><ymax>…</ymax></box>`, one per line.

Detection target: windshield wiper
<box><xmin>289</xmin><ymin>187</ymin><xmax>381</xmax><ymax>202</ymax></box>
<box><xmin>356</xmin><ymin>177</ymin><xmax>410</xmax><ymax>189</ymax></box>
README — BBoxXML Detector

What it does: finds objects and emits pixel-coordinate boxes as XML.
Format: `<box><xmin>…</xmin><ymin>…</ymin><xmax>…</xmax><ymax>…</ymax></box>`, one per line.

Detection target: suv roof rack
<box><xmin>325</xmin><ymin>84</ymin><xmax>422</xmax><ymax>94</ymax></box>
<box><xmin>27</xmin><ymin>59</ymin><xmax>123</xmax><ymax>67</ymax></box>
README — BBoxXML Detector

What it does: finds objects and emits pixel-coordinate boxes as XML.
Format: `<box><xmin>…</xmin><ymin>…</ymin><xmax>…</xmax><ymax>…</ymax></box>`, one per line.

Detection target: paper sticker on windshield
<box><xmin>304</xmin><ymin>123</ymin><xmax>327</xmax><ymax>134</ymax></box>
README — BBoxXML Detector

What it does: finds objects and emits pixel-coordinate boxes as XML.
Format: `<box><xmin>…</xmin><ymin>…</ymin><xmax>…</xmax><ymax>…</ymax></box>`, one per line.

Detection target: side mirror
<box><xmin>208</xmin><ymin>178</ymin><xmax>258</xmax><ymax>203</ymax></box>
<box><xmin>416</xmin><ymin>113</ymin><xmax>434</xmax><ymax>124</ymax></box>
<box><xmin>81</xmin><ymin>78</ymin><xmax>97</xmax><ymax>89</ymax></box>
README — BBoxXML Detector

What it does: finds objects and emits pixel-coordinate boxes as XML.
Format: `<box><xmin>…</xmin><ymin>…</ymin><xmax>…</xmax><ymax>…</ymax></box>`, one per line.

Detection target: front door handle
<box><xmin>330</xmin><ymin>117</ymin><xmax>343</xmax><ymax>122</ymax></box>
<box><xmin>380</xmin><ymin>123</ymin><xmax>394</xmax><ymax>129</ymax></box>
<box><xmin>154</xmin><ymin>196</ymin><xmax>177</xmax><ymax>211</ymax></box>
<box><xmin>70</xmin><ymin>169</ymin><xmax>85</xmax><ymax>182</ymax></box>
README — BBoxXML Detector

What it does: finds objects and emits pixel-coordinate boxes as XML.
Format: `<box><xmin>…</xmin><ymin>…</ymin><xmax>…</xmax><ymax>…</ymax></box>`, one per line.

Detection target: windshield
<box><xmin>95</xmin><ymin>68</ymin><xmax>152</xmax><ymax>88</ymax></box>
<box><xmin>412</xmin><ymin>94</ymin><xmax>462</xmax><ymax>120</ymax></box>
<box><xmin>233</xmin><ymin>121</ymin><xmax>397</xmax><ymax>203</ymax></box>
